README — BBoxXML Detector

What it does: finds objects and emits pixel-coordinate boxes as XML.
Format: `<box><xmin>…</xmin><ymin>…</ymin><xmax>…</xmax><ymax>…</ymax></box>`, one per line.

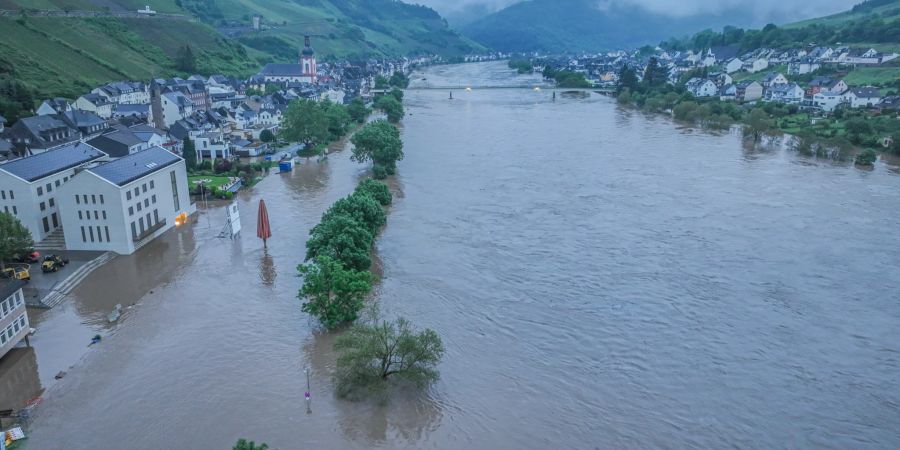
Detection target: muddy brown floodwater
<box><xmin>12</xmin><ymin>61</ymin><xmax>900</xmax><ymax>449</ymax></box>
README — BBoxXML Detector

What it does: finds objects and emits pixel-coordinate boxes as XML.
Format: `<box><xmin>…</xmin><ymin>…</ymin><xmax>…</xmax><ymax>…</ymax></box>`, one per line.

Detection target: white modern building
<box><xmin>812</xmin><ymin>92</ymin><xmax>848</xmax><ymax>112</ymax></box>
<box><xmin>0</xmin><ymin>143</ymin><xmax>106</xmax><ymax>242</ymax></box>
<box><xmin>0</xmin><ymin>280</ymin><xmax>29</xmax><ymax>361</ymax></box>
<box><xmin>58</xmin><ymin>147</ymin><xmax>194</xmax><ymax>255</ymax></box>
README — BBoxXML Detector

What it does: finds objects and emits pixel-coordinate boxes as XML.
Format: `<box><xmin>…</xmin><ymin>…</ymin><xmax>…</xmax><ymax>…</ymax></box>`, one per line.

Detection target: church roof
<box><xmin>260</xmin><ymin>64</ymin><xmax>303</xmax><ymax>77</ymax></box>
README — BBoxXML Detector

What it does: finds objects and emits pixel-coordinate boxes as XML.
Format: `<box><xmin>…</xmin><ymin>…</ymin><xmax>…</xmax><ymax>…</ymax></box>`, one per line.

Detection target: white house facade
<box><xmin>58</xmin><ymin>147</ymin><xmax>193</xmax><ymax>255</ymax></box>
<box><xmin>0</xmin><ymin>143</ymin><xmax>105</xmax><ymax>242</ymax></box>
<box><xmin>0</xmin><ymin>280</ymin><xmax>29</xmax><ymax>360</ymax></box>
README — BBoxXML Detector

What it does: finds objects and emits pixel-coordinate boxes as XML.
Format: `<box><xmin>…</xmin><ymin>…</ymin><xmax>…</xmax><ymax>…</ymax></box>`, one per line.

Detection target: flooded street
<box><xmin>13</xmin><ymin>61</ymin><xmax>900</xmax><ymax>449</ymax></box>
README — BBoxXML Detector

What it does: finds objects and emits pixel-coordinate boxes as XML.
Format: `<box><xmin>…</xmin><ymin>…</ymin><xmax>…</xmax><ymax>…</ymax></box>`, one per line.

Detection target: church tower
<box><xmin>300</xmin><ymin>35</ymin><xmax>317</xmax><ymax>84</ymax></box>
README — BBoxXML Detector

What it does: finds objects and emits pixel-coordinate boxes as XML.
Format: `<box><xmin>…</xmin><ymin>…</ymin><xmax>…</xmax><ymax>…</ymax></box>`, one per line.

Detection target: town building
<box><xmin>258</xmin><ymin>36</ymin><xmax>318</xmax><ymax>84</ymax></box>
<box><xmin>74</xmin><ymin>93</ymin><xmax>114</xmax><ymax>119</ymax></box>
<box><xmin>760</xmin><ymin>72</ymin><xmax>788</xmax><ymax>88</ymax></box>
<box><xmin>812</xmin><ymin>92</ymin><xmax>848</xmax><ymax>112</ymax></box>
<box><xmin>724</xmin><ymin>58</ymin><xmax>743</xmax><ymax>74</ymax></box>
<box><xmin>1</xmin><ymin>115</ymin><xmax>80</xmax><ymax>156</ymax></box>
<box><xmin>92</xmin><ymin>81</ymin><xmax>150</xmax><ymax>105</ymax></box>
<box><xmin>0</xmin><ymin>280</ymin><xmax>29</xmax><ymax>361</ymax></box>
<box><xmin>0</xmin><ymin>142</ymin><xmax>105</xmax><ymax>242</ymax></box>
<box><xmin>57</xmin><ymin>147</ymin><xmax>193</xmax><ymax>255</ymax></box>
<box><xmin>846</xmin><ymin>87</ymin><xmax>882</xmax><ymax>108</ymax></box>
<box><xmin>765</xmin><ymin>83</ymin><xmax>805</xmax><ymax>104</ymax></box>
<box><xmin>685</xmin><ymin>78</ymin><xmax>718</xmax><ymax>97</ymax></box>
<box><xmin>734</xmin><ymin>80</ymin><xmax>763</xmax><ymax>102</ymax></box>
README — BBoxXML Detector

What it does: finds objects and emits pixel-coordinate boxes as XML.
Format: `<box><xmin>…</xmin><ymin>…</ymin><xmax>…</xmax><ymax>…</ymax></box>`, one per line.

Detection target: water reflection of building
<box><xmin>0</xmin><ymin>347</ymin><xmax>42</xmax><ymax>412</ymax></box>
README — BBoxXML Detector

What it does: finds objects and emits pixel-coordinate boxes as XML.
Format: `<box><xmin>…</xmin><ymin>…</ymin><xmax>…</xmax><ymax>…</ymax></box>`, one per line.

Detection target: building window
<box><xmin>49</xmin><ymin>198</ymin><xmax>55</xmax><ymax>208</ymax></box>
<box><xmin>83</xmin><ymin>195</ymin><xmax>88</xmax><ymax>204</ymax></box>
<box><xmin>142</xmin><ymin>183</ymin><xmax>147</xmax><ymax>193</ymax></box>
<box><xmin>43</xmin><ymin>217</ymin><xmax>49</xmax><ymax>232</ymax></box>
<box><xmin>127</xmin><ymin>191</ymin><xmax>132</xmax><ymax>201</ymax></box>
<box><xmin>12</xmin><ymin>206</ymin><xmax>16</xmax><ymax>215</ymax></box>
<box><xmin>37</xmin><ymin>186</ymin><xmax>43</xmax><ymax>196</ymax></box>
<box><xmin>137</xmin><ymin>202</ymin><xmax>142</xmax><ymax>212</ymax></box>
<box><xmin>171</xmin><ymin>171</ymin><xmax>180</xmax><ymax>211</ymax></box>
<box><xmin>129</xmin><ymin>206</ymin><xmax>134</xmax><ymax>216</ymax></box>
<box><xmin>55</xmin><ymin>180</ymin><xmax>61</xmax><ymax>187</ymax></box>
<box><xmin>91</xmin><ymin>194</ymin><xmax>96</xmax><ymax>204</ymax></box>
<box><xmin>154</xmin><ymin>209</ymin><xmax>159</xmax><ymax>224</ymax></box>
<box><xmin>9</xmin><ymin>191</ymin><xmax>12</xmax><ymax>200</ymax></box>
<box><xmin>1</xmin><ymin>191</ymin><xmax>5</xmax><ymax>200</ymax></box>
<box><xmin>78</xmin><ymin>211</ymin><xmax>83</xmax><ymax>220</ymax></box>
<box><xmin>134</xmin><ymin>187</ymin><xmax>139</xmax><ymax>197</ymax></box>
<box><xmin>40</xmin><ymin>202</ymin><xmax>46</xmax><ymax>211</ymax></box>
<box><xmin>76</xmin><ymin>195</ymin><xmax>80</xmax><ymax>204</ymax></box>
<box><xmin>100</xmin><ymin>194</ymin><xmax>104</xmax><ymax>204</ymax></box>
<box><xmin>102</xmin><ymin>211</ymin><xmax>107</xmax><ymax>220</ymax></box>
<box><xmin>105</xmin><ymin>226</ymin><xmax>110</xmax><ymax>242</ymax></box>
<box><xmin>139</xmin><ymin>217</ymin><xmax>145</xmax><ymax>233</ymax></box>
<box><xmin>151</xmin><ymin>194</ymin><xmax>156</xmax><ymax>204</ymax></box>
<box><xmin>150</xmin><ymin>180</ymin><xmax>155</xmax><ymax>189</ymax></box>
<box><xmin>146</xmin><ymin>212</ymin><xmax>151</xmax><ymax>227</ymax></box>
<box><xmin>89</xmin><ymin>227</ymin><xmax>94</xmax><ymax>242</ymax></box>
<box><xmin>131</xmin><ymin>222</ymin><xmax>137</xmax><ymax>240</ymax></box>
<box><xmin>64</xmin><ymin>176</ymin><xmax>68</xmax><ymax>182</ymax></box>
<box><xmin>144</xmin><ymin>199</ymin><xmax>149</xmax><ymax>208</ymax></box>
<box><xmin>46</xmin><ymin>183</ymin><xmax>52</xmax><ymax>193</ymax></box>
<box><xmin>96</xmin><ymin>226</ymin><xmax>103</xmax><ymax>242</ymax></box>
<box><xmin>81</xmin><ymin>226</ymin><xmax>86</xmax><ymax>242</ymax></box>
<box><xmin>94</xmin><ymin>210</ymin><xmax>99</xmax><ymax>220</ymax></box>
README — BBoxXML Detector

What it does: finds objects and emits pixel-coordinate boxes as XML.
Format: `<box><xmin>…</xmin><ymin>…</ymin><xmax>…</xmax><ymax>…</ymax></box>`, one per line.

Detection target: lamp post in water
<box><xmin>305</xmin><ymin>368</ymin><xmax>311</xmax><ymax>414</ymax></box>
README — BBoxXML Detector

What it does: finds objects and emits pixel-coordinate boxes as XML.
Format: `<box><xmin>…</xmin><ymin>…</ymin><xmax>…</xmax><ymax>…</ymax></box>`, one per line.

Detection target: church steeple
<box><xmin>299</xmin><ymin>35</ymin><xmax>317</xmax><ymax>84</ymax></box>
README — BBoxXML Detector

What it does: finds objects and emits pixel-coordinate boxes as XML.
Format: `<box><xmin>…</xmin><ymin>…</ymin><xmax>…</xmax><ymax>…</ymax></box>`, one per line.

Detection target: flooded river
<box><xmin>12</xmin><ymin>61</ymin><xmax>900</xmax><ymax>449</ymax></box>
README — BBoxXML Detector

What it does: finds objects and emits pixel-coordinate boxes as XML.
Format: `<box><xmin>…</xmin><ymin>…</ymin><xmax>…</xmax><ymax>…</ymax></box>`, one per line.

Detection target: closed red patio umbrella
<box><xmin>257</xmin><ymin>199</ymin><xmax>272</xmax><ymax>247</ymax></box>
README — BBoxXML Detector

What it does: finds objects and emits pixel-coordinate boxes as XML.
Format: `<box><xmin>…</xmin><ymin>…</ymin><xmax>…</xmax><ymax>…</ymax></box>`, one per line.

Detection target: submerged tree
<box><xmin>233</xmin><ymin>439</ymin><xmax>269</xmax><ymax>450</ymax></box>
<box><xmin>299</xmin><ymin>255</ymin><xmax>372</xmax><ymax>329</ymax></box>
<box><xmin>334</xmin><ymin>318</ymin><xmax>444</xmax><ymax>400</ymax></box>
<box><xmin>351</xmin><ymin>120</ymin><xmax>404</xmax><ymax>177</ymax></box>
<box><xmin>374</xmin><ymin>95</ymin><xmax>404</xmax><ymax>123</ymax></box>
<box><xmin>743</xmin><ymin>109</ymin><xmax>776</xmax><ymax>142</ymax></box>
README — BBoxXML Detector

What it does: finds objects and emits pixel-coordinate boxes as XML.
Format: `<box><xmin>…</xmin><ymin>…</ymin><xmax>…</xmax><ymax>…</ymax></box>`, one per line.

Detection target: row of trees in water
<box><xmin>283</xmin><ymin>91</ymin><xmax>443</xmax><ymax>403</ymax></box>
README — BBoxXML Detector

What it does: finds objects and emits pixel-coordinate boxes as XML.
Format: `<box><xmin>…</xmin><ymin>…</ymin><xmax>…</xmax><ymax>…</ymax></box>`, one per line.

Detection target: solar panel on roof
<box><xmin>0</xmin><ymin>143</ymin><xmax>104</xmax><ymax>182</ymax></box>
<box><xmin>89</xmin><ymin>147</ymin><xmax>181</xmax><ymax>186</ymax></box>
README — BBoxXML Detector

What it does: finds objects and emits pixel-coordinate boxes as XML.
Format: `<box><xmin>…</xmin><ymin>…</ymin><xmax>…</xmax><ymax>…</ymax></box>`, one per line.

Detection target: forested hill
<box><xmin>0</xmin><ymin>0</ymin><xmax>480</xmax><ymax>99</ymax></box>
<box><xmin>460</xmin><ymin>0</ymin><xmax>761</xmax><ymax>53</ymax></box>
<box><xmin>662</xmin><ymin>0</ymin><xmax>900</xmax><ymax>51</ymax></box>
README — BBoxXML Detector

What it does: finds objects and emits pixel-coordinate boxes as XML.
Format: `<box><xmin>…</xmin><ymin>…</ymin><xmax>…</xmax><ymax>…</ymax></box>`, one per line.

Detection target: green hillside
<box><xmin>662</xmin><ymin>0</ymin><xmax>900</xmax><ymax>51</ymax></box>
<box><xmin>787</xmin><ymin>0</ymin><xmax>900</xmax><ymax>27</ymax></box>
<box><xmin>0</xmin><ymin>16</ymin><xmax>255</xmax><ymax>98</ymax></box>
<box><xmin>0</xmin><ymin>0</ymin><xmax>481</xmax><ymax>100</ymax></box>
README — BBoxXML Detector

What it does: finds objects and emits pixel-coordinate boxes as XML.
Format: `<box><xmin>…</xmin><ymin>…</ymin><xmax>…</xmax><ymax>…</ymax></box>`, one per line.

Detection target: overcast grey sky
<box><xmin>415</xmin><ymin>0</ymin><xmax>858</xmax><ymax>22</ymax></box>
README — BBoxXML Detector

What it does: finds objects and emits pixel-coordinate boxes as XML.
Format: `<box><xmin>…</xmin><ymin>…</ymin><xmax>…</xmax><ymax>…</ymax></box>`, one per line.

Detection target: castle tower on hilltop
<box><xmin>300</xmin><ymin>35</ymin><xmax>317</xmax><ymax>84</ymax></box>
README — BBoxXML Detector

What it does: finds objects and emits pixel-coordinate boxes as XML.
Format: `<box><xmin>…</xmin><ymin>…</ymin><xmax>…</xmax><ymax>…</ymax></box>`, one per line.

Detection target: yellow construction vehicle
<box><xmin>1</xmin><ymin>265</ymin><xmax>31</xmax><ymax>281</ymax></box>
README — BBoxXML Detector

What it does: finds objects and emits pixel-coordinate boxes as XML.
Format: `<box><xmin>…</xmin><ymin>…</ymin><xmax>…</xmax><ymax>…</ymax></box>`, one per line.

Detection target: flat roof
<box><xmin>0</xmin><ymin>142</ymin><xmax>105</xmax><ymax>182</ymax></box>
<box><xmin>0</xmin><ymin>279</ymin><xmax>26</xmax><ymax>300</ymax></box>
<box><xmin>88</xmin><ymin>146</ymin><xmax>181</xmax><ymax>187</ymax></box>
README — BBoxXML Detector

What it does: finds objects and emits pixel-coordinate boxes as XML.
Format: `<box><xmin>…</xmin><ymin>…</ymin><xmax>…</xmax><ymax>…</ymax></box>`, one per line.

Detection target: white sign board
<box><xmin>227</xmin><ymin>203</ymin><xmax>241</xmax><ymax>237</ymax></box>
